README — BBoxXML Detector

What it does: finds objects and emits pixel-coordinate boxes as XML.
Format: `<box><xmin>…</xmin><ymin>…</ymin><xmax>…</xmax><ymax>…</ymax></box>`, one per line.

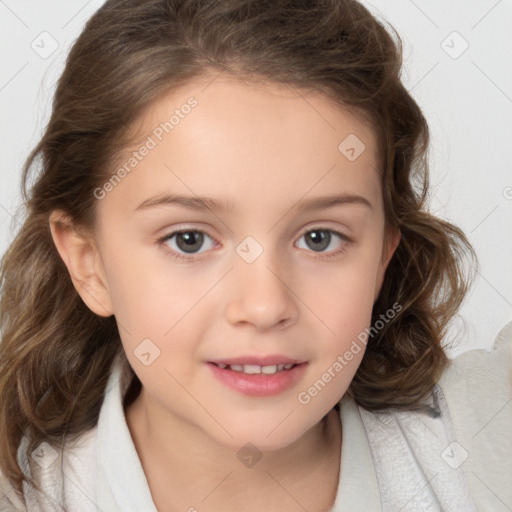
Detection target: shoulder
<box><xmin>11</xmin><ymin>425</ymin><xmax>98</xmax><ymax>511</ymax></box>
<box><xmin>437</xmin><ymin>320</ymin><xmax>512</xmax><ymax>511</ymax></box>
<box><xmin>0</xmin><ymin>469</ymin><xmax>27</xmax><ymax>511</ymax></box>
<box><xmin>354</xmin><ymin>321</ymin><xmax>512</xmax><ymax>511</ymax></box>
<box><xmin>2</xmin><ymin>356</ymin><xmax>125</xmax><ymax>512</ymax></box>
<box><xmin>438</xmin><ymin>320</ymin><xmax>512</xmax><ymax>403</ymax></box>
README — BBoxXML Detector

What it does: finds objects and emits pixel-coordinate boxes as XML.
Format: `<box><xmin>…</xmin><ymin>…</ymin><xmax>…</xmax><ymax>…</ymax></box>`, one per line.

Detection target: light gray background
<box><xmin>1</xmin><ymin>0</ymin><xmax>511</xmax><ymax>357</ymax></box>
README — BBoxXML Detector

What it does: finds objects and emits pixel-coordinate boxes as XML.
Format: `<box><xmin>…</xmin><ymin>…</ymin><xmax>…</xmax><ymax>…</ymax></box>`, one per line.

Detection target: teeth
<box><xmin>216</xmin><ymin>363</ymin><xmax>296</xmax><ymax>374</ymax></box>
<box><xmin>244</xmin><ymin>364</ymin><xmax>264</xmax><ymax>374</ymax></box>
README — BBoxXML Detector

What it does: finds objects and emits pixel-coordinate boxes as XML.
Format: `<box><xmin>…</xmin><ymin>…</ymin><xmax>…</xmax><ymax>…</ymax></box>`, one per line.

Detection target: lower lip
<box><xmin>207</xmin><ymin>362</ymin><xmax>308</xmax><ymax>397</ymax></box>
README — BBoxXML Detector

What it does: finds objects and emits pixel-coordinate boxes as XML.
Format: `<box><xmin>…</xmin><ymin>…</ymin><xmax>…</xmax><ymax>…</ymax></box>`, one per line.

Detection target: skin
<box><xmin>50</xmin><ymin>72</ymin><xmax>400</xmax><ymax>512</ymax></box>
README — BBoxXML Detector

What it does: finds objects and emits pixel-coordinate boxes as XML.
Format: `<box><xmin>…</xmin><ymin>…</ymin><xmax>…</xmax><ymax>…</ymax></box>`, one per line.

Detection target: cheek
<box><xmin>102</xmin><ymin>243</ymin><xmax>212</xmax><ymax>361</ymax></box>
<box><xmin>305</xmin><ymin>242</ymin><xmax>382</xmax><ymax>385</ymax></box>
<box><xmin>300</xmin><ymin>275</ymin><xmax>374</xmax><ymax>411</ymax></box>
<box><xmin>99</xmin><ymin>233</ymin><xmax>181</xmax><ymax>325</ymax></box>
<box><xmin>310</xmin><ymin>255</ymin><xmax>381</xmax><ymax>332</ymax></box>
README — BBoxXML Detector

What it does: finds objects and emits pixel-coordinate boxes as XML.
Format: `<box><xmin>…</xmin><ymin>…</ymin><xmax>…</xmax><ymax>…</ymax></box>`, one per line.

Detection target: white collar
<box><xmin>95</xmin><ymin>353</ymin><xmax>157</xmax><ymax>511</ymax></box>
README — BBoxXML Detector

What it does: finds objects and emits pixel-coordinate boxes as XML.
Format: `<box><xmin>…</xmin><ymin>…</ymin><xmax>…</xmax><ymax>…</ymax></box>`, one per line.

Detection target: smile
<box><xmin>213</xmin><ymin>363</ymin><xmax>296</xmax><ymax>374</ymax></box>
<box><xmin>207</xmin><ymin>362</ymin><xmax>308</xmax><ymax>396</ymax></box>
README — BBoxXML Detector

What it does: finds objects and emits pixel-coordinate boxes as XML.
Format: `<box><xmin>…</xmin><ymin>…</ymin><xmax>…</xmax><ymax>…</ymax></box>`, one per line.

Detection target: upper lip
<box><xmin>208</xmin><ymin>355</ymin><xmax>306</xmax><ymax>366</ymax></box>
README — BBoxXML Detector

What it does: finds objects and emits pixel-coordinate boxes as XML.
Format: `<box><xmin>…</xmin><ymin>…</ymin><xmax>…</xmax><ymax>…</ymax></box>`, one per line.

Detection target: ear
<box><xmin>374</xmin><ymin>226</ymin><xmax>401</xmax><ymax>303</ymax></box>
<box><xmin>49</xmin><ymin>210</ymin><xmax>114</xmax><ymax>317</ymax></box>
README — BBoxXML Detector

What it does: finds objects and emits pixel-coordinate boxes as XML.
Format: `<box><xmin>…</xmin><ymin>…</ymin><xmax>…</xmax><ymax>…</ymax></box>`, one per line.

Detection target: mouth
<box><xmin>208</xmin><ymin>362</ymin><xmax>300</xmax><ymax>375</ymax></box>
<box><xmin>206</xmin><ymin>358</ymin><xmax>308</xmax><ymax>396</ymax></box>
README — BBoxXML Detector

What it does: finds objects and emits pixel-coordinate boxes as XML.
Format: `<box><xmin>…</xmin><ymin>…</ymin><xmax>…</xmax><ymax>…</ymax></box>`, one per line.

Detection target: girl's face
<box><xmin>87</xmin><ymin>74</ymin><xmax>399</xmax><ymax>450</ymax></box>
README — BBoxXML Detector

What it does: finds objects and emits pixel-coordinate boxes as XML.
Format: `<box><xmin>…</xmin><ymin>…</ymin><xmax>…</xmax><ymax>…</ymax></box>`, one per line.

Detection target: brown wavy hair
<box><xmin>0</xmin><ymin>0</ymin><xmax>477</xmax><ymax>505</ymax></box>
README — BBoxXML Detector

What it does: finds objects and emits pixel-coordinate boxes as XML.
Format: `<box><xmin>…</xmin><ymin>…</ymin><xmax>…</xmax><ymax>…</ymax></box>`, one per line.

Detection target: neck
<box><xmin>125</xmin><ymin>387</ymin><xmax>342</xmax><ymax>512</ymax></box>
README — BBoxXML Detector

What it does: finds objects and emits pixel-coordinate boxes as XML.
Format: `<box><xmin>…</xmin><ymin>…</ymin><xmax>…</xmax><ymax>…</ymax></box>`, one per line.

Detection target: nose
<box><xmin>224</xmin><ymin>250</ymin><xmax>299</xmax><ymax>331</ymax></box>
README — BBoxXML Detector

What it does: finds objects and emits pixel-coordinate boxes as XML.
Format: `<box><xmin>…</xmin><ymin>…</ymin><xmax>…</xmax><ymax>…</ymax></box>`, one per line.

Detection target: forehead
<box><xmin>98</xmin><ymin>74</ymin><xmax>381</xmax><ymax>221</ymax></box>
<box><xmin>126</xmin><ymin>74</ymin><xmax>378</xmax><ymax>158</ymax></box>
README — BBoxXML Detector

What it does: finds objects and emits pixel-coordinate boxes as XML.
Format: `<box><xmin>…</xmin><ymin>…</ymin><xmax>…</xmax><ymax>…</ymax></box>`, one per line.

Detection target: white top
<box><xmin>2</xmin><ymin>321</ymin><xmax>512</xmax><ymax>512</ymax></box>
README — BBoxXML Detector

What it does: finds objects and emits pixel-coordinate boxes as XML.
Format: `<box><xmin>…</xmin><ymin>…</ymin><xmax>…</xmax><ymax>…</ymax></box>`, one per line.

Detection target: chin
<box><xmin>210</xmin><ymin>418</ymin><xmax>311</xmax><ymax>453</ymax></box>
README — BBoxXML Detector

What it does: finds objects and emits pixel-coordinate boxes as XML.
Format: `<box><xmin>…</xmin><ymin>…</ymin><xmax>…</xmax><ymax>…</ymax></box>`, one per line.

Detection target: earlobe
<box><xmin>383</xmin><ymin>228</ymin><xmax>401</xmax><ymax>267</ymax></box>
<box><xmin>49</xmin><ymin>210</ymin><xmax>114</xmax><ymax>317</ymax></box>
<box><xmin>373</xmin><ymin>227</ymin><xmax>401</xmax><ymax>303</ymax></box>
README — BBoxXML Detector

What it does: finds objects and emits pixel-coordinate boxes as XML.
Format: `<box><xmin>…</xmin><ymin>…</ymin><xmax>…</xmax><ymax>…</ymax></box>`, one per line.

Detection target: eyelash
<box><xmin>157</xmin><ymin>227</ymin><xmax>352</xmax><ymax>262</ymax></box>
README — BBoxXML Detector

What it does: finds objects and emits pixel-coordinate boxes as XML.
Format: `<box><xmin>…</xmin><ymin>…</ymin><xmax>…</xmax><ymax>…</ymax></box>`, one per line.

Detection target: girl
<box><xmin>1</xmin><ymin>0</ymin><xmax>511</xmax><ymax>511</ymax></box>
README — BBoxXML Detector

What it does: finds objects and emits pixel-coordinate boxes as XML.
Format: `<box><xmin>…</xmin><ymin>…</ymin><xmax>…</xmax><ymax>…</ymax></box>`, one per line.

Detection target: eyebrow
<box><xmin>134</xmin><ymin>192</ymin><xmax>373</xmax><ymax>213</ymax></box>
